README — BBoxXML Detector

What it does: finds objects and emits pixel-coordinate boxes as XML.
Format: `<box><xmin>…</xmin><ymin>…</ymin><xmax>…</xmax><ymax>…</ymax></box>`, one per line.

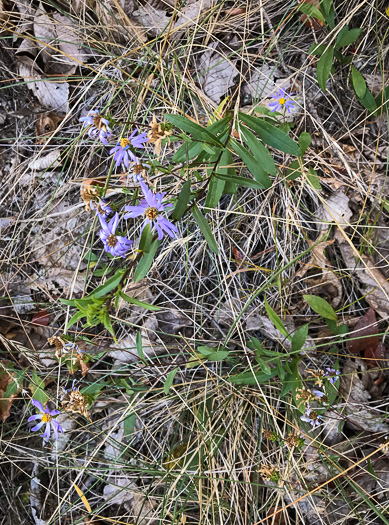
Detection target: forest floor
<box><xmin>1</xmin><ymin>1</ymin><xmax>389</xmax><ymax>524</ymax></box>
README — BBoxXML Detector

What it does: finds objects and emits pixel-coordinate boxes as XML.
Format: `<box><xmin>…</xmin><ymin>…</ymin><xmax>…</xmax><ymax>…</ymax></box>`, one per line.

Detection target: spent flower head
<box><xmin>269</xmin><ymin>88</ymin><xmax>296</xmax><ymax>114</ymax></box>
<box><xmin>28</xmin><ymin>399</ymin><xmax>63</xmax><ymax>442</ymax></box>
<box><xmin>123</xmin><ymin>181</ymin><xmax>178</xmax><ymax>240</ymax></box>
<box><xmin>79</xmin><ymin>110</ymin><xmax>112</xmax><ymax>145</ymax></box>
<box><xmin>99</xmin><ymin>212</ymin><xmax>133</xmax><ymax>257</ymax></box>
<box><xmin>110</xmin><ymin>129</ymin><xmax>149</xmax><ymax>168</ymax></box>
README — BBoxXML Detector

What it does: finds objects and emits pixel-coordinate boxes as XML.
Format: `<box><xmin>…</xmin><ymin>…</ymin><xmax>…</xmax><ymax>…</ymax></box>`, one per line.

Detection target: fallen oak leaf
<box><xmin>346</xmin><ymin>307</ymin><xmax>379</xmax><ymax>355</ymax></box>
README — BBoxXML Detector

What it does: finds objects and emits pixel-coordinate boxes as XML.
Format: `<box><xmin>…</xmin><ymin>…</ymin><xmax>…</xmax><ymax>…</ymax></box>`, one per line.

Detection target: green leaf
<box><xmin>255</xmin><ymin>356</ymin><xmax>272</xmax><ymax>375</ymax></box>
<box><xmin>93</xmin><ymin>269</ymin><xmax>126</xmax><ymax>298</ymax></box>
<box><xmin>30</xmin><ymin>371</ymin><xmax>49</xmax><ymax>406</ymax></box>
<box><xmin>123</xmin><ymin>413</ymin><xmax>136</xmax><ymax>437</ymax></box>
<box><xmin>119</xmin><ymin>291</ymin><xmax>161</xmax><ymax>311</ymax></box>
<box><xmin>304</xmin><ymin>294</ymin><xmax>337</xmax><ymax>321</ymax></box>
<box><xmin>138</xmin><ymin>224</ymin><xmax>154</xmax><ymax>253</ymax></box>
<box><xmin>192</xmin><ymin>204</ymin><xmax>219</xmax><ymax>254</ymax></box>
<box><xmin>172</xmin><ymin>140</ymin><xmax>204</xmax><ymax>163</ymax></box>
<box><xmin>215</xmin><ymin>173</ymin><xmax>270</xmax><ymax>189</ymax></box>
<box><xmin>230</xmin><ymin>139</ymin><xmax>271</xmax><ymax>188</ymax></box>
<box><xmin>307</xmin><ymin>166</ymin><xmax>322</xmax><ymax>189</ymax></box>
<box><xmin>206</xmin><ymin>350</ymin><xmax>230</xmax><ymax>361</ymax></box>
<box><xmin>285</xmin><ymin>160</ymin><xmax>301</xmax><ymax>180</ymax></box>
<box><xmin>172</xmin><ymin>179</ymin><xmax>191</xmax><ymax>220</ymax></box>
<box><xmin>240</xmin><ymin>127</ymin><xmax>276</xmax><ymax>175</ymax></box>
<box><xmin>67</xmin><ymin>310</ymin><xmax>85</xmax><ymax>328</ymax></box>
<box><xmin>228</xmin><ymin>368</ymin><xmax>278</xmax><ymax>385</ymax></box>
<box><xmin>136</xmin><ymin>331</ymin><xmax>147</xmax><ymax>364</ymax></box>
<box><xmin>359</xmin><ymin>87</ymin><xmax>377</xmax><ymax>113</ymax></box>
<box><xmin>134</xmin><ymin>239</ymin><xmax>160</xmax><ymax>282</ymax></box>
<box><xmin>81</xmin><ymin>383</ymin><xmax>107</xmax><ymax>395</ymax></box>
<box><xmin>298</xmin><ymin>132</ymin><xmax>311</xmax><ymax>155</ymax></box>
<box><xmin>205</xmin><ymin>177</ymin><xmax>225</xmax><ymax>208</ymax></box>
<box><xmin>264</xmin><ymin>298</ymin><xmax>290</xmax><ymax>339</ymax></box>
<box><xmin>165</xmin><ymin>114</ymin><xmax>222</xmax><ymax>146</ymax></box>
<box><xmin>317</xmin><ymin>46</ymin><xmax>334</xmax><ymax>92</ymax></box>
<box><xmin>291</xmin><ymin>324</ymin><xmax>309</xmax><ymax>352</ymax></box>
<box><xmin>351</xmin><ymin>66</ymin><xmax>367</xmax><ymax>98</ymax></box>
<box><xmin>102</xmin><ymin>310</ymin><xmax>115</xmax><ymax>338</ymax></box>
<box><xmin>298</xmin><ymin>3</ymin><xmax>325</xmax><ymax>22</ymax></box>
<box><xmin>84</xmin><ymin>249</ymin><xmax>98</xmax><ymax>262</ymax></box>
<box><xmin>309</xmin><ymin>43</ymin><xmax>326</xmax><ymax>56</ymax></box>
<box><xmin>336</xmin><ymin>26</ymin><xmax>361</xmax><ymax>48</ymax></box>
<box><xmin>238</xmin><ymin>113</ymin><xmax>302</xmax><ymax>156</ymax></box>
<box><xmin>164</xmin><ymin>368</ymin><xmax>178</xmax><ymax>394</ymax></box>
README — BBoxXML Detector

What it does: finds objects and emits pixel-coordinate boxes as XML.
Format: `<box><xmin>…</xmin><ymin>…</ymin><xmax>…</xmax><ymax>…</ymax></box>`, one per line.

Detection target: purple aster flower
<box><xmin>109</xmin><ymin>130</ymin><xmax>149</xmax><ymax>168</ymax></box>
<box><xmin>325</xmin><ymin>368</ymin><xmax>340</xmax><ymax>384</ymax></box>
<box><xmin>269</xmin><ymin>88</ymin><xmax>296</xmax><ymax>114</ymax></box>
<box><xmin>123</xmin><ymin>181</ymin><xmax>178</xmax><ymax>240</ymax></box>
<box><xmin>99</xmin><ymin>212</ymin><xmax>133</xmax><ymax>257</ymax></box>
<box><xmin>79</xmin><ymin>110</ymin><xmax>112</xmax><ymax>145</ymax></box>
<box><xmin>90</xmin><ymin>198</ymin><xmax>113</xmax><ymax>218</ymax></box>
<box><xmin>312</xmin><ymin>389</ymin><xmax>328</xmax><ymax>405</ymax></box>
<box><xmin>28</xmin><ymin>399</ymin><xmax>64</xmax><ymax>443</ymax></box>
<box><xmin>301</xmin><ymin>406</ymin><xmax>323</xmax><ymax>428</ymax></box>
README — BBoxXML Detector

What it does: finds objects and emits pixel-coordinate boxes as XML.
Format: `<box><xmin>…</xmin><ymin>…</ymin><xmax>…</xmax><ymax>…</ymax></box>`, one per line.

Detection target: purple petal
<box><xmin>41</xmin><ymin>423</ymin><xmax>51</xmax><ymax>442</ymax></box>
<box><xmin>31</xmin><ymin>399</ymin><xmax>44</xmax><ymax>412</ymax></box>
<box><xmin>28</xmin><ymin>414</ymin><xmax>43</xmax><ymax>422</ymax></box>
<box><xmin>31</xmin><ymin>421</ymin><xmax>45</xmax><ymax>432</ymax></box>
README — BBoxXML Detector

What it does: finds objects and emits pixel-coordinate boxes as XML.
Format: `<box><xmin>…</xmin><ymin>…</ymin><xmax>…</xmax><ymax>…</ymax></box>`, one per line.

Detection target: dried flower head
<box><xmin>296</xmin><ymin>387</ymin><xmax>316</xmax><ymax>407</ymax></box>
<box><xmin>263</xmin><ymin>429</ymin><xmax>278</xmax><ymax>442</ymax></box>
<box><xmin>307</xmin><ymin>369</ymin><xmax>325</xmax><ymax>387</ymax></box>
<box><xmin>147</xmin><ymin>114</ymin><xmax>173</xmax><ymax>155</ymax></box>
<box><xmin>284</xmin><ymin>432</ymin><xmax>305</xmax><ymax>450</ymax></box>
<box><xmin>61</xmin><ymin>384</ymin><xmax>91</xmax><ymax>421</ymax></box>
<box><xmin>80</xmin><ymin>179</ymin><xmax>101</xmax><ymax>211</ymax></box>
<box><xmin>259</xmin><ymin>465</ymin><xmax>280</xmax><ymax>483</ymax></box>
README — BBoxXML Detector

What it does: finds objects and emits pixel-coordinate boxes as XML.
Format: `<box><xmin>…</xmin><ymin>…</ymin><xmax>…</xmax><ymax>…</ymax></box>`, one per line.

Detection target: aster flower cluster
<box><xmin>78</xmin><ymin>110</ymin><xmax>178</xmax><ymax>258</ymax></box>
<box><xmin>269</xmin><ymin>88</ymin><xmax>296</xmax><ymax>114</ymax></box>
<box><xmin>28</xmin><ymin>381</ymin><xmax>90</xmax><ymax>444</ymax></box>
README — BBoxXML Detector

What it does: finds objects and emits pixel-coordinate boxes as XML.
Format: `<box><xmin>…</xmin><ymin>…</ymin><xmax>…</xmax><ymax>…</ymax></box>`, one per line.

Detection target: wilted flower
<box><xmin>123</xmin><ymin>181</ymin><xmax>178</xmax><ymax>240</ymax></box>
<box><xmin>147</xmin><ymin>114</ymin><xmax>173</xmax><ymax>155</ymax></box>
<box><xmin>301</xmin><ymin>407</ymin><xmax>323</xmax><ymax>428</ymax></box>
<box><xmin>28</xmin><ymin>399</ymin><xmax>63</xmax><ymax>442</ymax></box>
<box><xmin>269</xmin><ymin>88</ymin><xmax>296</xmax><ymax>114</ymax></box>
<box><xmin>79</xmin><ymin>110</ymin><xmax>112</xmax><ymax>145</ymax></box>
<box><xmin>90</xmin><ymin>198</ymin><xmax>113</xmax><ymax>218</ymax></box>
<box><xmin>284</xmin><ymin>432</ymin><xmax>305</xmax><ymax>450</ymax></box>
<box><xmin>259</xmin><ymin>464</ymin><xmax>280</xmax><ymax>483</ymax></box>
<box><xmin>262</xmin><ymin>429</ymin><xmax>278</xmax><ymax>442</ymax></box>
<box><xmin>99</xmin><ymin>212</ymin><xmax>133</xmax><ymax>257</ymax></box>
<box><xmin>110</xmin><ymin>130</ymin><xmax>149</xmax><ymax>168</ymax></box>
<box><xmin>296</xmin><ymin>387</ymin><xmax>316</xmax><ymax>407</ymax></box>
<box><xmin>325</xmin><ymin>368</ymin><xmax>340</xmax><ymax>384</ymax></box>
<box><xmin>61</xmin><ymin>383</ymin><xmax>91</xmax><ymax>421</ymax></box>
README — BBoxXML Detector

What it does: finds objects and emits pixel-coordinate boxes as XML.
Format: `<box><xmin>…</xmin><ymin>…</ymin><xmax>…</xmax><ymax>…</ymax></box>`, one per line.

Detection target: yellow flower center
<box><xmin>120</xmin><ymin>138</ymin><xmax>131</xmax><ymax>149</ymax></box>
<box><xmin>41</xmin><ymin>414</ymin><xmax>52</xmax><ymax>423</ymax></box>
<box><xmin>279</xmin><ymin>97</ymin><xmax>286</xmax><ymax>105</ymax></box>
<box><xmin>145</xmin><ymin>207</ymin><xmax>158</xmax><ymax>220</ymax></box>
<box><xmin>107</xmin><ymin>234</ymin><xmax>118</xmax><ymax>247</ymax></box>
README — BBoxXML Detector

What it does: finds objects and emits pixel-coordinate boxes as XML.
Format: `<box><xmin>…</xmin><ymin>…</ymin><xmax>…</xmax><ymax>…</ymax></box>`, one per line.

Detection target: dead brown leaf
<box><xmin>132</xmin><ymin>3</ymin><xmax>171</xmax><ymax>37</ymax></box>
<box><xmin>197</xmin><ymin>44</ymin><xmax>237</xmax><ymax>103</ymax></box>
<box><xmin>35</xmin><ymin>112</ymin><xmax>65</xmax><ymax>143</ymax></box>
<box><xmin>346</xmin><ymin>307</ymin><xmax>379</xmax><ymax>355</ymax></box>
<box><xmin>295</xmin><ymin>238</ymin><xmax>343</xmax><ymax>308</ymax></box>
<box><xmin>336</xmin><ymin>237</ymin><xmax>389</xmax><ymax>317</ymax></box>
<box><xmin>0</xmin><ymin>362</ymin><xmax>21</xmax><ymax>422</ymax></box>
<box><xmin>33</xmin><ymin>10</ymin><xmax>85</xmax><ymax>75</ymax></box>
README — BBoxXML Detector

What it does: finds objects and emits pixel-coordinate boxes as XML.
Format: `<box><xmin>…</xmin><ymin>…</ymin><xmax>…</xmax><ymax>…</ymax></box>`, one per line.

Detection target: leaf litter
<box><xmin>1</xmin><ymin>0</ymin><xmax>389</xmax><ymax>524</ymax></box>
